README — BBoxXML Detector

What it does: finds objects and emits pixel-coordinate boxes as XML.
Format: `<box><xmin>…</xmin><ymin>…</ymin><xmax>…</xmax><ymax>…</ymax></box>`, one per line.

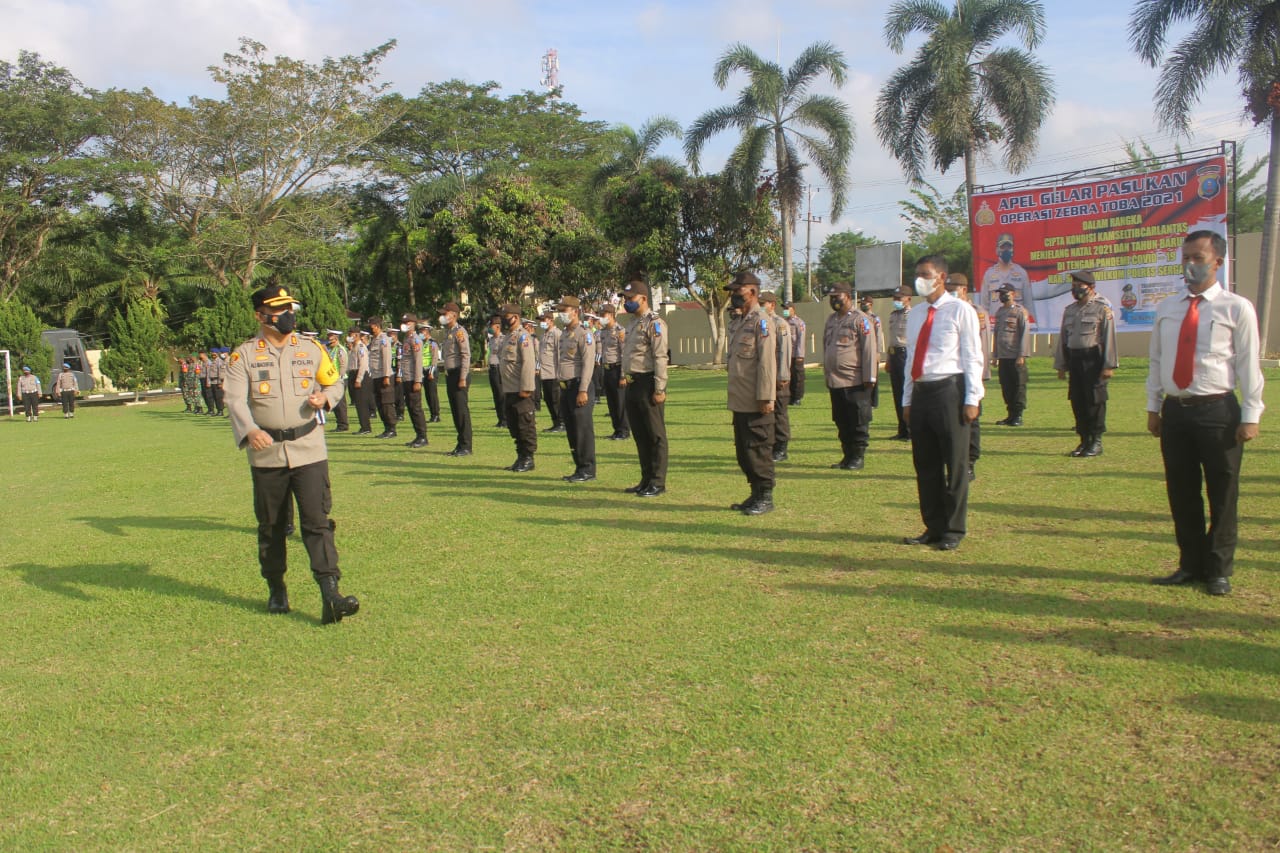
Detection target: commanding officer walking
<box><xmin>784</xmin><ymin>301</ymin><xmax>807</xmax><ymax>404</ymax></box>
<box><xmin>725</xmin><ymin>273</ymin><xmax>779</xmax><ymax>515</ymax></box>
<box><xmin>537</xmin><ymin>311</ymin><xmax>564</xmax><ymax>432</ymax></box>
<box><xmin>761</xmin><ymin>292</ymin><xmax>792</xmax><ymax>461</ymax></box>
<box><xmin>351</xmin><ymin>330</ymin><xmax>373</xmax><ymax>435</ymax></box>
<box><xmin>498</xmin><ymin>303</ymin><xmax>538</xmax><ymax>471</ymax></box>
<box><xmin>822</xmin><ymin>282</ymin><xmax>878</xmax><ymax>470</ymax></box>
<box><xmin>367</xmin><ymin>317</ymin><xmax>397</xmax><ymax>438</ymax></box>
<box><xmin>887</xmin><ymin>286</ymin><xmax>912</xmax><ymax>439</ymax></box>
<box><xmin>439</xmin><ymin>302</ymin><xmax>473</xmax><ymax>456</ymax></box>
<box><xmin>325</xmin><ymin>330</ymin><xmax>350</xmax><ymax>432</ymax></box>
<box><xmin>993</xmin><ymin>283</ymin><xmax>1030</xmax><ymax>426</ymax></box>
<box><xmin>1148</xmin><ymin>230</ymin><xmax>1265</xmax><ymax>596</ymax></box>
<box><xmin>224</xmin><ymin>283</ymin><xmax>359</xmax><ymax>623</ymax></box>
<box><xmin>619</xmin><ymin>278</ymin><xmax>669</xmax><ymax>497</ymax></box>
<box><xmin>901</xmin><ymin>255</ymin><xmax>984</xmax><ymax>551</ymax></box>
<box><xmin>554</xmin><ymin>296</ymin><xmax>598</xmax><ymax>482</ymax></box>
<box><xmin>398</xmin><ymin>313</ymin><xmax>428</xmax><ymax>448</ymax></box>
<box><xmin>1054</xmin><ymin>270</ymin><xmax>1117</xmax><ymax>457</ymax></box>
<box><xmin>597</xmin><ymin>304</ymin><xmax>630</xmax><ymax>440</ymax></box>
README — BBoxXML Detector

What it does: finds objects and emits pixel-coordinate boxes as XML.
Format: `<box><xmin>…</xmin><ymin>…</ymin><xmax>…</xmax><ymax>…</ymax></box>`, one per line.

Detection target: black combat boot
<box><xmin>1069</xmin><ymin>435</ymin><xmax>1088</xmax><ymax>457</ymax></box>
<box><xmin>744</xmin><ymin>487</ymin><xmax>774</xmax><ymax>515</ymax></box>
<box><xmin>266</xmin><ymin>578</ymin><xmax>290</xmax><ymax>614</ymax></box>
<box><xmin>510</xmin><ymin>455</ymin><xmax>535</xmax><ymax>473</ymax></box>
<box><xmin>731</xmin><ymin>485</ymin><xmax>759</xmax><ymax>512</ymax></box>
<box><xmin>772</xmin><ymin>443</ymin><xmax>788</xmax><ymax>462</ymax></box>
<box><xmin>318</xmin><ymin>576</ymin><xmax>359</xmax><ymax>625</ymax></box>
<box><xmin>1081</xmin><ymin>435</ymin><xmax>1103</xmax><ymax>457</ymax></box>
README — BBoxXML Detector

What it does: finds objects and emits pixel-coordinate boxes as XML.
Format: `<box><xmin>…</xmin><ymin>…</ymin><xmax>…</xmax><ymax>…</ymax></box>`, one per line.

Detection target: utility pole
<box><xmin>802</xmin><ymin>185</ymin><xmax>823</xmax><ymax>301</ymax></box>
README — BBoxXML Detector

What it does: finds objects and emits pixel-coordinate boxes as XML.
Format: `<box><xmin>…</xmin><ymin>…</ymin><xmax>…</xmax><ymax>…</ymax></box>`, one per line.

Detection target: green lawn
<box><xmin>2</xmin><ymin>360</ymin><xmax>1278</xmax><ymax>850</ymax></box>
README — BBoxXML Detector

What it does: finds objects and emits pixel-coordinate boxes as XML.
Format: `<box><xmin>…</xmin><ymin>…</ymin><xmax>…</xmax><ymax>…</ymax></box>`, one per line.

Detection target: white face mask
<box><xmin>400</xmin><ymin>323</ymin><xmax>410</xmax><ymax>333</ymax></box>
<box><xmin>914</xmin><ymin>276</ymin><xmax>936</xmax><ymax>298</ymax></box>
<box><xmin>438</xmin><ymin>315</ymin><xmax>448</xmax><ymax>326</ymax></box>
<box><xmin>555</xmin><ymin>311</ymin><xmax>571</xmax><ymax>326</ymax></box>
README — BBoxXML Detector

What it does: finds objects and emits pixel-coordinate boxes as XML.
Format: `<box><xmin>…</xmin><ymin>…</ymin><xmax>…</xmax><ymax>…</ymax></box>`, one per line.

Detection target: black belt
<box><xmin>891</xmin><ymin>346</ymin><xmax>907</xmax><ymax>354</ymax></box>
<box><xmin>1167</xmin><ymin>392</ymin><xmax>1230</xmax><ymax>407</ymax></box>
<box><xmin>603</xmin><ymin>363</ymin><xmax>618</xmax><ymax>369</ymax></box>
<box><xmin>263</xmin><ymin>421</ymin><xmax>318</xmax><ymax>442</ymax></box>
<box><xmin>628</xmin><ymin>371</ymin><xmax>653</xmax><ymax>382</ymax></box>
<box><xmin>559</xmin><ymin>378</ymin><xmax>580</xmax><ymax>390</ymax></box>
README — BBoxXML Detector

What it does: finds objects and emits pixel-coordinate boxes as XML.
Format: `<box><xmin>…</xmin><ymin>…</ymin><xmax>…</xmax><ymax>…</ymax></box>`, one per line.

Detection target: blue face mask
<box><xmin>892</xmin><ymin>300</ymin><xmax>904</xmax><ymax>311</ymax></box>
<box><xmin>998</xmin><ymin>248</ymin><xmax>1013</xmax><ymax>264</ymax></box>
<box><xmin>623</xmin><ymin>300</ymin><xmax>640</xmax><ymax>314</ymax></box>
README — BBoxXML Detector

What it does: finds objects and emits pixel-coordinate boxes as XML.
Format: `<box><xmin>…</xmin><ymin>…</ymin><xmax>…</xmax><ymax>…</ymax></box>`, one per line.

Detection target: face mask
<box><xmin>829</xmin><ymin>296</ymin><xmax>844</xmax><ymax>311</ymax></box>
<box><xmin>265</xmin><ymin>310</ymin><xmax>296</xmax><ymax>335</ymax></box>
<box><xmin>729</xmin><ymin>293</ymin><xmax>746</xmax><ymax>310</ymax></box>
<box><xmin>1072</xmin><ymin>286</ymin><xmax>1089</xmax><ymax>300</ymax></box>
<box><xmin>438</xmin><ymin>315</ymin><xmax>448</xmax><ymax>326</ymax></box>
<box><xmin>623</xmin><ymin>300</ymin><xmax>640</xmax><ymax>314</ymax></box>
<box><xmin>555</xmin><ymin>312</ymin><xmax>571</xmax><ymax>326</ymax></box>
<box><xmin>1184</xmin><ymin>261</ymin><xmax>1214</xmax><ymax>287</ymax></box>
<box><xmin>782</xmin><ymin>309</ymin><xmax>791</xmax><ymax>318</ymax></box>
<box><xmin>892</xmin><ymin>300</ymin><xmax>904</xmax><ymax>311</ymax></box>
<box><xmin>999</xmin><ymin>293</ymin><xmax>1012</xmax><ymax>304</ymax></box>
<box><xmin>538</xmin><ymin>321</ymin><xmax>548</xmax><ymax>330</ymax></box>
<box><xmin>505</xmin><ymin>316</ymin><xmax>519</xmax><ymax>330</ymax></box>
<box><xmin>345</xmin><ymin>335</ymin><xmax>354</xmax><ymax>345</ymax></box>
<box><xmin>913</xmin><ymin>276</ymin><xmax>935</xmax><ymax>298</ymax></box>
<box><xmin>998</xmin><ymin>248</ymin><xmax>1013</xmax><ymax>263</ymax></box>
<box><xmin>603</xmin><ymin>316</ymin><xmax>613</xmax><ymax>326</ymax></box>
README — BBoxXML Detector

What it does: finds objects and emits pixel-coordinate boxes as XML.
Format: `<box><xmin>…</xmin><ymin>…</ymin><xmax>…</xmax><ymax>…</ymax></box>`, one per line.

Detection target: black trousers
<box><xmin>969</xmin><ymin>403</ymin><xmax>982</xmax><ymax>464</ymax></box>
<box><xmin>541</xmin><ymin>377</ymin><xmax>562</xmax><ymax>426</ymax></box>
<box><xmin>250</xmin><ymin>460</ymin><xmax>340</xmax><ymax>581</ymax></box>
<box><xmin>446</xmin><ymin>367</ymin><xmax>472</xmax><ymax>451</ymax></box>
<box><xmin>394</xmin><ymin>379</ymin><xmax>405</xmax><ymax>419</ymax></box>
<box><xmin>625</xmin><ymin>372</ymin><xmax>667</xmax><ymax>488</ymax></box>
<box><xmin>424</xmin><ymin>372</ymin><xmax>440</xmax><ymax>419</ymax></box>
<box><xmin>998</xmin><ymin>358</ymin><xmax>1027</xmax><ymax>418</ymax></box>
<box><xmin>828</xmin><ymin>384</ymin><xmax>872</xmax><ymax>460</ymax></box>
<box><xmin>60</xmin><ymin>391</ymin><xmax>75</xmax><ymax>414</ymax></box>
<box><xmin>353</xmin><ymin>373</ymin><xmax>372</xmax><ymax>432</ymax></box>
<box><xmin>403</xmin><ymin>380</ymin><xmax>427</xmax><ymax>440</ymax></box>
<box><xmin>202</xmin><ymin>382</ymin><xmax>216</xmax><ymax>413</ymax></box>
<box><xmin>488</xmin><ymin>364</ymin><xmax>505</xmax><ymax>425</ymax></box>
<box><xmin>504</xmin><ymin>392</ymin><xmax>537</xmax><ymax>457</ymax></box>
<box><xmin>1067</xmin><ymin>349</ymin><xmax>1107</xmax><ymax>437</ymax></box>
<box><xmin>602</xmin><ymin>363</ymin><xmax>629</xmax><ymax>435</ymax></box>
<box><xmin>22</xmin><ymin>392</ymin><xmax>38</xmax><ymax>418</ymax></box>
<box><xmin>375</xmin><ymin>378</ymin><xmax>397</xmax><ymax>432</ymax></box>
<box><xmin>909</xmin><ymin>375</ymin><xmax>971</xmax><ymax>542</ymax></box>
<box><xmin>1160</xmin><ymin>395</ymin><xmax>1244</xmax><ymax>580</ymax></box>
<box><xmin>889</xmin><ymin>348</ymin><xmax>909</xmax><ymax>436</ymax></box>
<box><xmin>558</xmin><ymin>378</ymin><xmax>596</xmax><ymax>474</ymax></box>
<box><xmin>790</xmin><ymin>357</ymin><xmax>806</xmax><ymax>403</ymax></box>
<box><xmin>773</xmin><ymin>392</ymin><xmax>791</xmax><ymax>450</ymax></box>
<box><xmin>734</xmin><ymin>410</ymin><xmax>776</xmax><ymax>489</ymax></box>
<box><xmin>212</xmin><ymin>383</ymin><xmax>225</xmax><ymax>414</ymax></box>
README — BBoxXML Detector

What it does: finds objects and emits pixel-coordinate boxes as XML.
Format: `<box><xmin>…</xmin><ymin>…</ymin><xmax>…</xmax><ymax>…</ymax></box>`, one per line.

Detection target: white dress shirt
<box><xmin>1146</xmin><ymin>281</ymin><xmax>1266</xmax><ymax>423</ymax></box>
<box><xmin>903</xmin><ymin>290</ymin><xmax>985</xmax><ymax>408</ymax></box>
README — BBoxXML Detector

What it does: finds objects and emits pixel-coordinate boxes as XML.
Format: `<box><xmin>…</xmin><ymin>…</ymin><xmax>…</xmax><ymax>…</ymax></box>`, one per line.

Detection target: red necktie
<box><xmin>911</xmin><ymin>306</ymin><xmax>936</xmax><ymax>381</ymax></box>
<box><xmin>1172</xmin><ymin>295</ymin><xmax>1202</xmax><ymax>390</ymax></box>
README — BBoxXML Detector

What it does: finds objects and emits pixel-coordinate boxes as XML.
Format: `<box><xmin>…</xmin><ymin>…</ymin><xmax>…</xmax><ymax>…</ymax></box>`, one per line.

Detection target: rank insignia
<box><xmin>259</xmin><ymin>382</ymin><xmax>271</xmax><ymax>394</ymax></box>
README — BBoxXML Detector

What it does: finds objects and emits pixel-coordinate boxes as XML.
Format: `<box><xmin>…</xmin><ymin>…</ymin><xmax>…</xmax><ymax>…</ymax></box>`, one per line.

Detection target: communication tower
<box><xmin>540</xmin><ymin>49</ymin><xmax>560</xmax><ymax>94</ymax></box>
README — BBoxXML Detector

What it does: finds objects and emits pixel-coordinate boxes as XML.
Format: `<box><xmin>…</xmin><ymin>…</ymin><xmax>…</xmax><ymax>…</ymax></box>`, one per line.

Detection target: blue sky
<box><xmin>2</xmin><ymin>0</ymin><xmax>1256</xmax><ymax>253</ymax></box>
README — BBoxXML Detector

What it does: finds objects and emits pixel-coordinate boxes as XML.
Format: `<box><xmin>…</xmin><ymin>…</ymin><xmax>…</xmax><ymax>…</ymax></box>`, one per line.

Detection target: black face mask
<box><xmin>999</xmin><ymin>293</ymin><xmax>1012</xmax><ymax>304</ymax></box>
<box><xmin>504</xmin><ymin>316</ymin><xmax>519</xmax><ymax>330</ymax></box>
<box><xmin>1072</xmin><ymin>286</ymin><xmax>1089</xmax><ymax>301</ymax></box>
<box><xmin>729</xmin><ymin>293</ymin><xmax>746</xmax><ymax>310</ymax></box>
<box><xmin>829</xmin><ymin>297</ymin><xmax>844</xmax><ymax>311</ymax></box>
<box><xmin>265</xmin><ymin>310</ymin><xmax>297</xmax><ymax>335</ymax></box>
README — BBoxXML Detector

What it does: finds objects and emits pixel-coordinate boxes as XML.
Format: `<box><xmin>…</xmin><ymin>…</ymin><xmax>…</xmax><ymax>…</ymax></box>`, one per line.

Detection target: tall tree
<box><xmin>1129</xmin><ymin>0</ymin><xmax>1280</xmax><ymax>354</ymax></box>
<box><xmin>899</xmin><ymin>181</ymin><xmax>973</xmax><ymax>282</ymax></box>
<box><xmin>875</xmin><ymin>0</ymin><xmax>1054</xmax><ymax>201</ymax></box>
<box><xmin>99</xmin><ymin>298</ymin><xmax>169</xmax><ymax>401</ymax></box>
<box><xmin>0</xmin><ymin>299</ymin><xmax>51</xmax><ymax>395</ymax></box>
<box><xmin>685</xmin><ymin>41</ymin><xmax>854</xmax><ymax>305</ymax></box>
<box><xmin>591</xmin><ymin>116</ymin><xmax>683</xmax><ymax>191</ymax></box>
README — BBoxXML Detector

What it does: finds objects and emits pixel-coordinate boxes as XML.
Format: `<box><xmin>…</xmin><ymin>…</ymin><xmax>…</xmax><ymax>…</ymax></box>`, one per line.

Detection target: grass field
<box><xmin>2</xmin><ymin>359</ymin><xmax>1278</xmax><ymax>850</ymax></box>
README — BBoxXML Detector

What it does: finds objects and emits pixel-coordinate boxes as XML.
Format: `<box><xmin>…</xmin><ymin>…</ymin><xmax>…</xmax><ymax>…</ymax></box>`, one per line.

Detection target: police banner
<box><xmin>970</xmin><ymin>155</ymin><xmax>1228</xmax><ymax>334</ymax></box>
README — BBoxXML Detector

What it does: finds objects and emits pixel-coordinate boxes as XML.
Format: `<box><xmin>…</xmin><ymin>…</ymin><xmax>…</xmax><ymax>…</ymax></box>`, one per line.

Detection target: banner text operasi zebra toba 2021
<box><xmin>969</xmin><ymin>156</ymin><xmax>1228</xmax><ymax>335</ymax></box>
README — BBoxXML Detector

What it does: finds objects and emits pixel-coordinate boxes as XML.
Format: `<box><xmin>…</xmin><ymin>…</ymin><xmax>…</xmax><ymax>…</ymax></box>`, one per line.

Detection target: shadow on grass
<box><xmin>1176</xmin><ymin>693</ymin><xmax>1280</xmax><ymax>724</ymax></box>
<box><xmin>10</xmin><ymin>560</ymin><xmax>262</xmax><ymax>613</ymax></box>
<box><xmin>970</xmin><ymin>501</ymin><xmax>1170</xmax><ymax>523</ymax></box>
<box><xmin>74</xmin><ymin>515</ymin><xmax>244</xmax><ymax>536</ymax></box>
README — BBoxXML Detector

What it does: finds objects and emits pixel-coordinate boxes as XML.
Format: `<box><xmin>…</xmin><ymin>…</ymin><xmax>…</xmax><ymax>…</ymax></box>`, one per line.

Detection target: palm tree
<box><xmin>685</xmin><ymin>42</ymin><xmax>854</xmax><ymax>304</ymax></box>
<box><xmin>1129</xmin><ymin>0</ymin><xmax>1280</xmax><ymax>355</ymax></box>
<box><xmin>591</xmin><ymin>116</ymin><xmax>683</xmax><ymax>191</ymax></box>
<box><xmin>875</xmin><ymin>0</ymin><xmax>1054</xmax><ymax>201</ymax></box>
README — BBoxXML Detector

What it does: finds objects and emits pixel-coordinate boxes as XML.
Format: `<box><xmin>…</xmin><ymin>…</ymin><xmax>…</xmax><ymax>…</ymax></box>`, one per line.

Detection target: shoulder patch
<box><xmin>861</xmin><ymin>317</ymin><xmax>872</xmax><ymax>335</ymax></box>
<box><xmin>229</xmin><ymin>352</ymin><xmax>240</xmax><ymax>363</ymax></box>
<box><xmin>653</xmin><ymin>321</ymin><xmax>663</xmax><ymax>337</ymax></box>
<box><xmin>759</xmin><ymin>317</ymin><xmax>769</xmax><ymax>337</ymax></box>
<box><xmin>455</xmin><ymin>329</ymin><xmax>465</xmax><ymax>341</ymax></box>
<box><xmin>585</xmin><ymin>331</ymin><xmax>594</xmax><ymax>345</ymax></box>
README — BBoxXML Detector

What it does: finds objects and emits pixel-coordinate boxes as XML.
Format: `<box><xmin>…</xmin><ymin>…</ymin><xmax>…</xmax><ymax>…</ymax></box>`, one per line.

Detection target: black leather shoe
<box><xmin>730</xmin><ymin>489</ymin><xmax>758</xmax><ymax>511</ymax></box>
<box><xmin>830</xmin><ymin>459</ymin><xmax>851</xmax><ymax>469</ymax></box>
<box><xmin>1206</xmin><ymin>577</ymin><xmax>1232</xmax><ymax>595</ymax></box>
<box><xmin>892</xmin><ymin>433</ymin><xmax>911</xmax><ymax>441</ymax></box>
<box><xmin>967</xmin><ymin>464</ymin><xmax>976</xmax><ymax>482</ymax></box>
<box><xmin>934</xmin><ymin>539</ymin><xmax>960</xmax><ymax>551</ymax></box>
<box><xmin>334</xmin><ymin>425</ymin><xmax>349</xmax><ymax>432</ymax></box>
<box><xmin>355</xmin><ymin>429</ymin><xmax>372</xmax><ymax>436</ymax></box>
<box><xmin>429</xmin><ymin>416</ymin><xmax>441</xmax><ymax>423</ymax></box>
<box><xmin>1069</xmin><ymin>440</ymin><xmax>1087</xmax><ymax>457</ymax></box>
<box><xmin>1152</xmin><ymin>569</ymin><xmax>1199</xmax><ymax>586</ymax></box>
<box><xmin>318</xmin><ymin>576</ymin><xmax>359</xmax><ymax>625</ymax></box>
<box><xmin>495</xmin><ymin>420</ymin><xmax>506</xmax><ymax>428</ymax></box>
<box><xmin>510</xmin><ymin>456</ymin><xmax>535</xmax><ymax>473</ymax></box>
<box><xmin>846</xmin><ymin>456</ymin><xmax>865</xmax><ymax>470</ymax></box>
<box><xmin>772</xmin><ymin>449</ymin><xmax>788</xmax><ymax>462</ymax></box>
<box><xmin>566</xmin><ymin>471</ymin><xmax>596</xmax><ymax>483</ymax></box>
<box><xmin>375</xmin><ymin>430</ymin><xmax>397</xmax><ymax>439</ymax></box>
<box><xmin>902</xmin><ymin>533</ymin><xmax>939</xmax><ymax>546</ymax></box>
<box><xmin>267</xmin><ymin>581</ymin><xmax>290</xmax><ymax>614</ymax></box>
<box><xmin>1081</xmin><ymin>439</ymin><xmax>1103</xmax><ymax>458</ymax></box>
<box><xmin>407</xmin><ymin>437</ymin><xmax>428</xmax><ymax>448</ymax></box>
<box><xmin>624</xmin><ymin>482</ymin><xmax>648</xmax><ymax>493</ymax></box>
<box><xmin>1007</xmin><ymin>417</ymin><xmax>1023</xmax><ymax>426</ymax></box>
<box><xmin>995</xmin><ymin>417</ymin><xmax>1010</xmax><ymax>425</ymax></box>
<box><xmin>636</xmin><ymin>484</ymin><xmax>665</xmax><ymax>498</ymax></box>
<box><xmin>743</xmin><ymin>489</ymin><xmax>773</xmax><ymax>515</ymax></box>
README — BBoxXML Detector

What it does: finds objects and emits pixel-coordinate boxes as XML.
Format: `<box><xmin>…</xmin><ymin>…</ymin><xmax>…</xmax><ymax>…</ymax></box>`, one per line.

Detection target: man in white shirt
<box><xmin>901</xmin><ymin>255</ymin><xmax>985</xmax><ymax>551</ymax></box>
<box><xmin>1147</xmin><ymin>230</ymin><xmax>1264</xmax><ymax>595</ymax></box>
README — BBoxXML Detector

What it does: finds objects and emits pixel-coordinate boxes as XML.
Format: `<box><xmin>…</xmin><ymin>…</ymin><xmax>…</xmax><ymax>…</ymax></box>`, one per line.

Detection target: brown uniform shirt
<box><xmin>621</xmin><ymin>311</ymin><xmax>668</xmax><ymax>394</ymax></box>
<box><xmin>726</xmin><ymin>306</ymin><xmax>777</xmax><ymax>412</ymax></box>
<box><xmin>398</xmin><ymin>333</ymin><xmax>424</xmax><ymax>382</ymax></box>
<box><xmin>500</xmin><ymin>328</ymin><xmax>537</xmax><ymax>394</ymax></box>
<box><xmin>538</xmin><ymin>326</ymin><xmax>560</xmax><ymax>378</ymax></box>
<box><xmin>994</xmin><ymin>302</ymin><xmax>1031</xmax><ymax>359</ymax></box>
<box><xmin>771</xmin><ymin>312</ymin><xmax>792</xmax><ymax>386</ymax></box>
<box><xmin>1055</xmin><ymin>295</ymin><xmax>1118</xmax><ymax>371</ymax></box>
<box><xmin>822</xmin><ymin>309</ymin><xmax>878</xmax><ymax>389</ymax></box>
<box><xmin>225</xmin><ymin>333</ymin><xmax>345</xmax><ymax>469</ymax></box>
<box><xmin>597</xmin><ymin>322</ymin><xmax>626</xmax><ymax>365</ymax></box>
<box><xmin>368</xmin><ymin>332</ymin><xmax>393</xmax><ymax>379</ymax></box>
<box><xmin>888</xmin><ymin>305</ymin><xmax>911</xmax><ymax>349</ymax></box>
<box><xmin>53</xmin><ymin>371</ymin><xmax>78</xmax><ymax>393</ymax></box>
<box><xmin>442</xmin><ymin>324</ymin><xmax>470</xmax><ymax>369</ymax></box>
<box><xmin>556</xmin><ymin>323</ymin><xmax>597</xmax><ymax>385</ymax></box>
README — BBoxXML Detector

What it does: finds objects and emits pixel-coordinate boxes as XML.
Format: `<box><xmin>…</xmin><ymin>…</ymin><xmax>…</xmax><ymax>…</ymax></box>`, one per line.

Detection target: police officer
<box><xmin>554</xmin><ymin>296</ymin><xmax>597</xmax><ymax>482</ymax></box>
<box><xmin>417</xmin><ymin>321</ymin><xmax>442</xmax><ymax>422</ymax></box>
<box><xmin>887</xmin><ymin>286</ymin><xmax>912</xmax><ymax>439</ymax></box>
<box><xmin>725</xmin><ymin>273</ymin><xmax>779</xmax><ymax>515</ymax></box>
<box><xmin>367</xmin><ymin>316</ymin><xmax>397</xmax><ymax>438</ymax></box>
<box><xmin>947</xmin><ymin>273</ymin><xmax>990</xmax><ymax>481</ymax></box>
<box><xmin>198</xmin><ymin>351</ymin><xmax>217</xmax><ymax>415</ymax></box>
<box><xmin>1055</xmin><ymin>270</ymin><xmax>1117</xmax><ymax>457</ymax></box>
<box><xmin>498</xmin><ymin>303</ymin><xmax>538</xmax><ymax>471</ymax></box>
<box><xmin>351</xmin><ymin>330</ymin><xmax>373</xmax><ymax>435</ymax></box>
<box><xmin>486</xmin><ymin>315</ymin><xmax>506</xmax><ymax>428</ymax></box>
<box><xmin>597</xmin><ymin>304</ymin><xmax>630</xmax><ymax>440</ymax></box>
<box><xmin>224</xmin><ymin>283</ymin><xmax>359</xmax><ymax>623</ymax></box>
<box><xmin>761</xmin><ymin>292</ymin><xmax>792</xmax><ymax>461</ymax></box>
<box><xmin>523</xmin><ymin>318</ymin><xmax>542</xmax><ymax>411</ymax></box>
<box><xmin>388</xmin><ymin>328</ymin><xmax>404</xmax><ymax>421</ymax></box>
<box><xmin>398</xmin><ymin>313</ymin><xmax>428</xmax><ymax>448</ymax></box>
<box><xmin>180</xmin><ymin>357</ymin><xmax>196</xmax><ymax>412</ymax></box>
<box><xmin>784</xmin><ymin>301</ymin><xmax>806</xmax><ymax>405</ymax></box>
<box><xmin>992</xmin><ymin>283</ymin><xmax>1030</xmax><ymax>426</ymax></box>
<box><xmin>439</xmin><ymin>302</ymin><xmax>473</xmax><ymax>456</ymax></box>
<box><xmin>325</xmin><ymin>330</ymin><xmax>350</xmax><ymax>431</ymax></box>
<box><xmin>53</xmin><ymin>362</ymin><xmax>79</xmax><ymax>418</ymax></box>
<box><xmin>822</xmin><ymin>282</ymin><xmax>878</xmax><ymax>470</ymax></box>
<box><xmin>17</xmin><ymin>365</ymin><xmax>40</xmax><ymax>421</ymax></box>
<box><xmin>619</xmin><ymin>278</ymin><xmax>668</xmax><ymax>497</ymax></box>
<box><xmin>859</xmin><ymin>294</ymin><xmax>885</xmax><ymax>412</ymax></box>
<box><xmin>538</xmin><ymin>311</ymin><xmax>564</xmax><ymax>432</ymax></box>
<box><xmin>215</xmin><ymin>348</ymin><xmax>230</xmax><ymax>415</ymax></box>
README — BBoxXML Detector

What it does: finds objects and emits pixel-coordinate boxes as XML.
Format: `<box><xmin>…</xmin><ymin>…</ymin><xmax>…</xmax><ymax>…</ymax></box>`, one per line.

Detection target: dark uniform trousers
<box><xmin>625</xmin><ymin>372</ymin><xmax>667</xmax><ymax>488</ymax></box>
<box><xmin>1067</xmin><ymin>347</ymin><xmax>1107</xmax><ymax>438</ymax></box>
<box><xmin>424</xmin><ymin>373</ymin><xmax>440</xmax><ymax>420</ymax></box>
<box><xmin>602</xmin><ymin>363</ymin><xmax>629</xmax><ymax>435</ymax></box>
<box><xmin>559</xmin><ymin>378</ymin><xmax>596</xmax><ymax>475</ymax></box>
<box><xmin>202</xmin><ymin>381</ymin><xmax>217</xmax><ymax>414</ymax></box>
<box><xmin>734</xmin><ymin>410</ymin><xmax>776</xmax><ymax>489</ymax></box>
<box><xmin>22</xmin><ymin>392</ymin><xmax>39</xmax><ymax>418</ymax></box>
<box><xmin>61</xmin><ymin>391</ymin><xmax>76</xmax><ymax>415</ymax></box>
<box><xmin>910</xmin><ymin>375</ymin><xmax>971</xmax><ymax>542</ymax></box>
<box><xmin>353</xmin><ymin>372</ymin><xmax>373</xmax><ymax>432</ymax></box>
<box><xmin>828</xmin><ymin>384</ymin><xmax>873</xmax><ymax>459</ymax></box>
<box><xmin>1160</xmin><ymin>395</ymin><xmax>1243</xmax><ymax>580</ymax></box>
<box><xmin>488</xmin><ymin>364</ymin><xmax>505</xmax><ymax>426</ymax></box>
<box><xmin>969</xmin><ymin>405</ymin><xmax>982</xmax><ymax>465</ymax></box>
<box><xmin>540</xmin><ymin>377</ymin><xmax>561</xmax><ymax>426</ymax></box>
<box><xmin>345</xmin><ymin>370</ymin><xmax>362</xmax><ymax>430</ymax></box>
<box><xmin>251</xmin><ymin>460</ymin><xmax>340</xmax><ymax>582</ymax></box>
<box><xmin>773</xmin><ymin>390</ymin><xmax>791</xmax><ymax>452</ymax></box>
<box><xmin>404</xmin><ymin>380</ymin><xmax>428</xmax><ymax>439</ymax></box>
<box><xmin>504</xmin><ymin>393</ymin><xmax>537</xmax><ymax>457</ymax></box>
<box><xmin>331</xmin><ymin>379</ymin><xmax>349</xmax><ymax>429</ymax></box>
<box><xmin>889</xmin><ymin>347</ymin><xmax>909</xmax><ymax>436</ymax></box>
<box><xmin>446</xmin><ymin>367</ymin><xmax>473</xmax><ymax>451</ymax></box>
<box><xmin>790</xmin><ymin>357</ymin><xmax>806</xmax><ymax>403</ymax></box>
<box><xmin>212</xmin><ymin>382</ymin><xmax>225</xmax><ymax>414</ymax></box>
<box><xmin>998</xmin><ymin>358</ymin><xmax>1027</xmax><ymax>418</ymax></box>
<box><xmin>375</xmin><ymin>379</ymin><xmax>397</xmax><ymax>432</ymax></box>
<box><xmin>394</xmin><ymin>379</ymin><xmax>405</xmax><ymax>420</ymax></box>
